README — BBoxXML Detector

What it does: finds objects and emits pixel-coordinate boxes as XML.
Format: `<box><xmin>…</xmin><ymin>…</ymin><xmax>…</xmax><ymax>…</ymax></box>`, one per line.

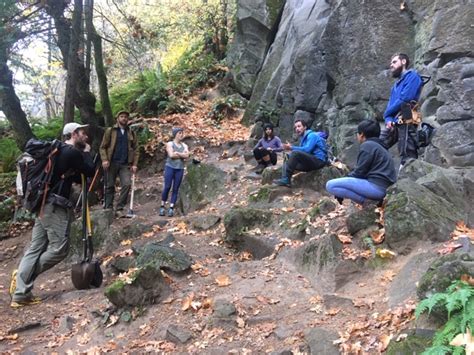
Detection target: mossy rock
<box><xmin>291</xmin><ymin>166</ymin><xmax>344</xmax><ymax>193</ymax></box>
<box><xmin>385</xmin><ymin>179</ymin><xmax>463</xmax><ymax>254</ymax></box>
<box><xmin>134</xmin><ymin>242</ymin><xmax>193</xmax><ymax>273</ymax></box>
<box><xmin>346</xmin><ymin>208</ymin><xmax>379</xmax><ymax>236</ymax></box>
<box><xmin>386</xmin><ymin>333</ymin><xmax>432</xmax><ymax>355</ymax></box>
<box><xmin>417</xmin><ymin>252</ymin><xmax>474</xmax><ymax>301</ymax></box>
<box><xmin>295</xmin><ymin>234</ymin><xmax>343</xmax><ymax>273</ymax></box>
<box><xmin>178</xmin><ymin>163</ymin><xmax>226</xmax><ymax>214</ymax></box>
<box><xmin>104</xmin><ymin>264</ymin><xmax>171</xmax><ymax>307</ymax></box>
<box><xmin>223</xmin><ymin>207</ymin><xmax>273</xmax><ymax>243</ymax></box>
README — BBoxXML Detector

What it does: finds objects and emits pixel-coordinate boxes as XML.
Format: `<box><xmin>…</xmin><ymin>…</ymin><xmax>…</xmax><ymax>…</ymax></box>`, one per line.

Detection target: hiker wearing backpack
<box><xmin>253</xmin><ymin>123</ymin><xmax>283</xmax><ymax>174</ymax></box>
<box><xmin>273</xmin><ymin>119</ymin><xmax>328</xmax><ymax>187</ymax></box>
<box><xmin>99</xmin><ymin>111</ymin><xmax>139</xmax><ymax>216</ymax></box>
<box><xmin>159</xmin><ymin>127</ymin><xmax>189</xmax><ymax>217</ymax></box>
<box><xmin>10</xmin><ymin>123</ymin><xmax>95</xmax><ymax>308</ymax></box>
<box><xmin>326</xmin><ymin>120</ymin><xmax>396</xmax><ymax>206</ymax></box>
<box><xmin>380</xmin><ymin>53</ymin><xmax>423</xmax><ymax>167</ymax></box>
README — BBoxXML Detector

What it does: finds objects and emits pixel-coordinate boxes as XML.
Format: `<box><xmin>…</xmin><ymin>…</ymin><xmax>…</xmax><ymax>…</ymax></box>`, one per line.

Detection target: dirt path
<box><xmin>0</xmin><ymin>147</ymin><xmax>423</xmax><ymax>354</ymax></box>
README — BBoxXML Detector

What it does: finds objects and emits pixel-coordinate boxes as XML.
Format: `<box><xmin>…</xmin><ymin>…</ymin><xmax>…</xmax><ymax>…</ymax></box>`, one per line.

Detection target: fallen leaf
<box><xmin>376</xmin><ymin>248</ymin><xmax>396</xmax><ymax>259</ymax></box>
<box><xmin>370</xmin><ymin>229</ymin><xmax>385</xmax><ymax>244</ymax></box>
<box><xmin>120</xmin><ymin>239</ymin><xmax>132</xmax><ymax>246</ymax></box>
<box><xmin>236</xmin><ymin>317</ymin><xmax>245</xmax><ymax>328</ymax></box>
<box><xmin>379</xmin><ymin>334</ymin><xmax>393</xmax><ymax>351</ymax></box>
<box><xmin>215</xmin><ymin>274</ymin><xmax>231</xmax><ymax>287</ymax></box>
<box><xmin>461</xmin><ymin>274</ymin><xmax>474</xmax><ymax>286</ymax></box>
<box><xmin>182</xmin><ymin>292</ymin><xmax>195</xmax><ymax>311</ymax></box>
<box><xmin>325</xmin><ymin>308</ymin><xmax>340</xmax><ymax>316</ymax></box>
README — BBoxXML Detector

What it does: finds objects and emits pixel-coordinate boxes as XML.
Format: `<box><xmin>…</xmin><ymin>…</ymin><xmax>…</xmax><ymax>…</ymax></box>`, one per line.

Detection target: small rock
<box><xmin>213</xmin><ymin>299</ymin><xmax>236</xmax><ymax>318</ymax></box>
<box><xmin>304</xmin><ymin>327</ymin><xmax>339</xmax><ymax>355</ymax></box>
<box><xmin>166</xmin><ymin>324</ymin><xmax>193</xmax><ymax>344</ymax></box>
<box><xmin>274</xmin><ymin>325</ymin><xmax>292</xmax><ymax>340</ymax></box>
<box><xmin>59</xmin><ymin>316</ymin><xmax>75</xmax><ymax>333</ymax></box>
<box><xmin>188</xmin><ymin>215</ymin><xmax>221</xmax><ymax>231</ymax></box>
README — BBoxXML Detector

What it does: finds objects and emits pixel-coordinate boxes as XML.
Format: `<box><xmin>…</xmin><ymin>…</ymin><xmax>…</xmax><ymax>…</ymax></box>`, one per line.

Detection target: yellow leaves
<box><xmin>376</xmin><ymin>248</ymin><xmax>396</xmax><ymax>259</ymax></box>
<box><xmin>452</xmin><ymin>221</ymin><xmax>474</xmax><ymax>240</ymax></box>
<box><xmin>215</xmin><ymin>274</ymin><xmax>231</xmax><ymax>287</ymax></box>
<box><xmin>0</xmin><ymin>333</ymin><xmax>18</xmax><ymax>341</ymax></box>
<box><xmin>120</xmin><ymin>239</ymin><xmax>132</xmax><ymax>246</ymax></box>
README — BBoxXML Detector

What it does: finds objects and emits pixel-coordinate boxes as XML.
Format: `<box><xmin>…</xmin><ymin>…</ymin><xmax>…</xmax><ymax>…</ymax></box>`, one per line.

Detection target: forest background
<box><xmin>0</xmin><ymin>0</ymin><xmax>235</xmax><ymax>172</ymax></box>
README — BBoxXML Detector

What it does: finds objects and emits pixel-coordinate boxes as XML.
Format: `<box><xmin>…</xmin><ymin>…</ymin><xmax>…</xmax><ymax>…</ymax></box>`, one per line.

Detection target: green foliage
<box><xmin>31</xmin><ymin>117</ymin><xmax>62</xmax><ymax>141</ymax></box>
<box><xmin>208</xmin><ymin>95</ymin><xmax>245</xmax><ymax>122</ymax></box>
<box><xmin>0</xmin><ymin>138</ymin><xmax>20</xmax><ymax>173</ymax></box>
<box><xmin>415</xmin><ymin>280</ymin><xmax>474</xmax><ymax>354</ymax></box>
<box><xmin>256</xmin><ymin>103</ymin><xmax>280</xmax><ymax>125</ymax></box>
<box><xmin>108</xmin><ymin>42</ymin><xmax>221</xmax><ymax>117</ymax></box>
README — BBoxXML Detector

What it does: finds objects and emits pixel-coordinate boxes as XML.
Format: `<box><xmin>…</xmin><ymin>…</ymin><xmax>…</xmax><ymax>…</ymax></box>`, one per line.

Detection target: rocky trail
<box><xmin>0</xmin><ymin>137</ymin><xmax>453</xmax><ymax>354</ymax></box>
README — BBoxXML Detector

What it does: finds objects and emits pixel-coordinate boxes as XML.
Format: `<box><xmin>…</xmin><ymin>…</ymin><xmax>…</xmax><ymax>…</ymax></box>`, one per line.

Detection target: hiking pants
<box><xmin>326</xmin><ymin>177</ymin><xmax>387</xmax><ymax>205</ymax></box>
<box><xmin>13</xmin><ymin>203</ymin><xmax>72</xmax><ymax>302</ymax></box>
<box><xmin>104</xmin><ymin>162</ymin><xmax>131</xmax><ymax>210</ymax></box>
<box><xmin>161</xmin><ymin>166</ymin><xmax>184</xmax><ymax>205</ymax></box>
<box><xmin>380</xmin><ymin>124</ymin><xmax>418</xmax><ymax>165</ymax></box>
<box><xmin>253</xmin><ymin>148</ymin><xmax>277</xmax><ymax>166</ymax></box>
<box><xmin>284</xmin><ymin>151</ymin><xmax>326</xmax><ymax>178</ymax></box>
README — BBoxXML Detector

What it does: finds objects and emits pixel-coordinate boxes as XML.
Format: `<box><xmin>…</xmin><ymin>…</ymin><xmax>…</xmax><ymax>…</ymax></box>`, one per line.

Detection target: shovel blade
<box><xmin>71</xmin><ymin>260</ymin><xmax>103</xmax><ymax>290</ymax></box>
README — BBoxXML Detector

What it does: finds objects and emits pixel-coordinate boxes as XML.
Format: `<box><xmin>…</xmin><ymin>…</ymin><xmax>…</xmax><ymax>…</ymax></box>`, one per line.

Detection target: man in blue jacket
<box><xmin>380</xmin><ymin>53</ymin><xmax>423</xmax><ymax>166</ymax></box>
<box><xmin>274</xmin><ymin>119</ymin><xmax>327</xmax><ymax>187</ymax></box>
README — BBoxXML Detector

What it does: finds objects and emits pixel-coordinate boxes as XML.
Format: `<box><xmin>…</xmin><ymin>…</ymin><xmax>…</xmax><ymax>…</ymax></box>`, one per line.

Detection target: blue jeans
<box><xmin>161</xmin><ymin>166</ymin><xmax>184</xmax><ymax>204</ymax></box>
<box><xmin>326</xmin><ymin>177</ymin><xmax>387</xmax><ymax>205</ymax></box>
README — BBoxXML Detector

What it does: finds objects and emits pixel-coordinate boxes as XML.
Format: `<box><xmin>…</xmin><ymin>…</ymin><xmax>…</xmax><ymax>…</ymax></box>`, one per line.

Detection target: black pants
<box><xmin>253</xmin><ymin>148</ymin><xmax>277</xmax><ymax>165</ymax></box>
<box><xmin>380</xmin><ymin>124</ymin><xmax>418</xmax><ymax>165</ymax></box>
<box><xmin>285</xmin><ymin>151</ymin><xmax>326</xmax><ymax>178</ymax></box>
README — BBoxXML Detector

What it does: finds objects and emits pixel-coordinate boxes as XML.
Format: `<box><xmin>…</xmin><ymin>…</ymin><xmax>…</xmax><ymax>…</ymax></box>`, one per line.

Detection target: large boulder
<box><xmin>227</xmin><ymin>0</ymin><xmax>286</xmax><ymax>98</ymax></box>
<box><xmin>178</xmin><ymin>163</ymin><xmax>226</xmax><ymax>214</ymax></box>
<box><xmin>384</xmin><ymin>178</ymin><xmax>463</xmax><ymax>254</ymax></box>
<box><xmin>417</xmin><ymin>252</ymin><xmax>474</xmax><ymax>301</ymax></box>
<box><xmin>291</xmin><ymin>166</ymin><xmax>344</xmax><ymax>192</ymax></box>
<box><xmin>104</xmin><ymin>264</ymin><xmax>171</xmax><ymax>307</ymax></box>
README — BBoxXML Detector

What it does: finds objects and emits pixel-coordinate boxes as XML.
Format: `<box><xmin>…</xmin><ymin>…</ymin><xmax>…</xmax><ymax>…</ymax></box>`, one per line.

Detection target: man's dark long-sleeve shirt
<box><xmin>51</xmin><ymin>144</ymin><xmax>95</xmax><ymax>198</ymax></box>
<box><xmin>348</xmin><ymin>138</ymin><xmax>396</xmax><ymax>189</ymax></box>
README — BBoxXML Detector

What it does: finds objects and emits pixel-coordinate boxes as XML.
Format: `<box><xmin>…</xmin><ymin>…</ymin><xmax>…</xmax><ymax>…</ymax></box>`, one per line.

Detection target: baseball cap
<box><xmin>63</xmin><ymin>122</ymin><xmax>89</xmax><ymax>135</ymax></box>
<box><xmin>116</xmin><ymin>110</ymin><xmax>130</xmax><ymax>118</ymax></box>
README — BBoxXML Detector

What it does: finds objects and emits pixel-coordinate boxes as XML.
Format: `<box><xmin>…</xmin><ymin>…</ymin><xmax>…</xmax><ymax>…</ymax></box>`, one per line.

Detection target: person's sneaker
<box><xmin>10</xmin><ymin>296</ymin><xmax>42</xmax><ymax>309</ymax></box>
<box><xmin>9</xmin><ymin>269</ymin><xmax>17</xmax><ymax>297</ymax></box>
<box><xmin>273</xmin><ymin>177</ymin><xmax>291</xmax><ymax>187</ymax></box>
<box><xmin>159</xmin><ymin>206</ymin><xmax>165</xmax><ymax>216</ymax></box>
<box><xmin>167</xmin><ymin>207</ymin><xmax>174</xmax><ymax>217</ymax></box>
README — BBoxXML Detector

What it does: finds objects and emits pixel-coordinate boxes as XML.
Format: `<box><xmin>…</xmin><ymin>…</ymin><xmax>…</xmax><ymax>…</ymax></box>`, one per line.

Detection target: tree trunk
<box><xmin>45</xmin><ymin>0</ymin><xmax>102</xmax><ymax>149</ymax></box>
<box><xmin>0</xmin><ymin>63</ymin><xmax>35</xmax><ymax>149</ymax></box>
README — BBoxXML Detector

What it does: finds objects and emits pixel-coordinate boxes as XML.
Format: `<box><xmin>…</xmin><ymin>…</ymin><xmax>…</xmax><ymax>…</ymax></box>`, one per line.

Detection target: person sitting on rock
<box><xmin>159</xmin><ymin>127</ymin><xmax>189</xmax><ymax>217</ymax></box>
<box><xmin>253</xmin><ymin>123</ymin><xmax>283</xmax><ymax>174</ymax></box>
<box><xmin>274</xmin><ymin>119</ymin><xmax>328</xmax><ymax>187</ymax></box>
<box><xmin>326</xmin><ymin>119</ymin><xmax>396</xmax><ymax>206</ymax></box>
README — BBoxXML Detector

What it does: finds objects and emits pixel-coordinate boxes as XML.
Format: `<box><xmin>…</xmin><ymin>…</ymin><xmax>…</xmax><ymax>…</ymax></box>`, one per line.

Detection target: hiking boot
<box><xmin>167</xmin><ymin>207</ymin><xmax>174</xmax><ymax>217</ymax></box>
<box><xmin>10</xmin><ymin>296</ymin><xmax>42</xmax><ymax>309</ymax></box>
<box><xmin>273</xmin><ymin>177</ymin><xmax>291</xmax><ymax>187</ymax></box>
<box><xmin>159</xmin><ymin>206</ymin><xmax>165</xmax><ymax>216</ymax></box>
<box><xmin>9</xmin><ymin>269</ymin><xmax>17</xmax><ymax>297</ymax></box>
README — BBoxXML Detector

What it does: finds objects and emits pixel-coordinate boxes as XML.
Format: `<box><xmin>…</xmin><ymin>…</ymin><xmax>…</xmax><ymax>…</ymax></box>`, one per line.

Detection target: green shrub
<box><xmin>415</xmin><ymin>280</ymin><xmax>474</xmax><ymax>354</ymax></box>
<box><xmin>31</xmin><ymin>117</ymin><xmax>63</xmax><ymax>140</ymax></box>
<box><xmin>0</xmin><ymin>138</ymin><xmax>20</xmax><ymax>173</ymax></box>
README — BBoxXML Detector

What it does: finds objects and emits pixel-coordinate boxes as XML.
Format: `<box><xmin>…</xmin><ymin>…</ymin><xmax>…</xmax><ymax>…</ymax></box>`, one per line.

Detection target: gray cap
<box><xmin>63</xmin><ymin>122</ymin><xmax>89</xmax><ymax>135</ymax></box>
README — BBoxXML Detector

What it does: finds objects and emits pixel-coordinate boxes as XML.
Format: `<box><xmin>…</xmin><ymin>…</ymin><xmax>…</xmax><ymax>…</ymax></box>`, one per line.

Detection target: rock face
<box><xmin>178</xmin><ymin>163</ymin><xmax>226</xmax><ymax>214</ymax></box>
<box><xmin>229</xmin><ymin>0</ymin><xmax>474</xmax><ymax>169</ymax></box>
<box><xmin>227</xmin><ymin>0</ymin><xmax>285</xmax><ymax>98</ymax></box>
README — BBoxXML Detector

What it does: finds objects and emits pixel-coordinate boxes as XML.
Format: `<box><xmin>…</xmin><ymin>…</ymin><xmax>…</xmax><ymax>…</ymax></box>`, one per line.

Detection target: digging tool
<box><xmin>124</xmin><ymin>173</ymin><xmax>136</xmax><ymax>218</ymax></box>
<box><xmin>71</xmin><ymin>174</ymin><xmax>103</xmax><ymax>290</ymax></box>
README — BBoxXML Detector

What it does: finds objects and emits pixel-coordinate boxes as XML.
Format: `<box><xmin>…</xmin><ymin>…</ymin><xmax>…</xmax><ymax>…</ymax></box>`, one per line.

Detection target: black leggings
<box><xmin>285</xmin><ymin>151</ymin><xmax>326</xmax><ymax>177</ymax></box>
<box><xmin>253</xmin><ymin>148</ymin><xmax>277</xmax><ymax>165</ymax></box>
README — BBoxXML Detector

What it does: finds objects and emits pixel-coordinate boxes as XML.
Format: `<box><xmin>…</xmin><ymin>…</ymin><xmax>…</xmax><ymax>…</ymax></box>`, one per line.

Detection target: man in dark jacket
<box><xmin>99</xmin><ymin>111</ymin><xmax>139</xmax><ymax>214</ymax></box>
<box><xmin>10</xmin><ymin>123</ymin><xmax>95</xmax><ymax>308</ymax></box>
<box><xmin>380</xmin><ymin>53</ymin><xmax>423</xmax><ymax>166</ymax></box>
<box><xmin>274</xmin><ymin>119</ymin><xmax>328</xmax><ymax>187</ymax></box>
<box><xmin>326</xmin><ymin>120</ymin><xmax>396</xmax><ymax>205</ymax></box>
